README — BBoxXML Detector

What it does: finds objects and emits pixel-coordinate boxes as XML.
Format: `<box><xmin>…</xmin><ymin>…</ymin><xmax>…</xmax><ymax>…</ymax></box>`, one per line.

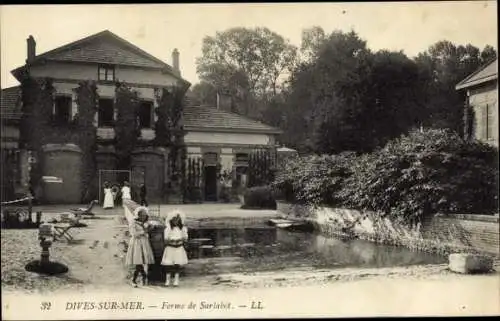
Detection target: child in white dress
<box><xmin>103</xmin><ymin>182</ymin><xmax>114</xmax><ymax>209</ymax></box>
<box><xmin>121</xmin><ymin>181</ymin><xmax>131</xmax><ymax>201</ymax></box>
<box><xmin>125</xmin><ymin>206</ymin><xmax>155</xmax><ymax>287</ymax></box>
<box><xmin>161</xmin><ymin>209</ymin><xmax>188</xmax><ymax>287</ymax></box>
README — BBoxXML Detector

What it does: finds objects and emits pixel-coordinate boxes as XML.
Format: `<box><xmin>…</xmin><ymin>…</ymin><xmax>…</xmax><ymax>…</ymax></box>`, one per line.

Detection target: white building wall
<box><xmin>469</xmin><ymin>82</ymin><xmax>498</xmax><ymax>146</ymax></box>
<box><xmin>184</xmin><ymin>131</ymin><xmax>271</xmax><ymax>145</ymax></box>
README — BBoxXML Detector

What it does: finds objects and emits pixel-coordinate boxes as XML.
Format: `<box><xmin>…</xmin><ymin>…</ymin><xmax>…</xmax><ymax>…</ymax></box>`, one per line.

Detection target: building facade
<box><xmin>4</xmin><ymin>30</ymin><xmax>281</xmax><ymax>204</ymax></box>
<box><xmin>0</xmin><ymin>87</ymin><xmax>24</xmax><ymax>201</ymax></box>
<box><xmin>456</xmin><ymin>58</ymin><xmax>498</xmax><ymax>147</ymax></box>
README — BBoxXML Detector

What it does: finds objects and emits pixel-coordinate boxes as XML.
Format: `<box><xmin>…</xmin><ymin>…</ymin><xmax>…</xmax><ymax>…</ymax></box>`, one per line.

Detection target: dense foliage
<box><xmin>153</xmin><ymin>86</ymin><xmax>187</xmax><ymax>201</ymax></box>
<box><xmin>242</xmin><ymin>185</ymin><xmax>277</xmax><ymax>210</ymax></box>
<box><xmin>272</xmin><ymin>152</ymin><xmax>355</xmax><ymax>206</ymax></box>
<box><xmin>20</xmin><ymin>77</ymin><xmax>98</xmax><ymax>202</ymax></box>
<box><xmin>114</xmin><ymin>82</ymin><xmax>141</xmax><ymax>170</ymax></box>
<box><xmin>74</xmin><ymin>81</ymin><xmax>99</xmax><ymax>202</ymax></box>
<box><xmin>247</xmin><ymin>149</ymin><xmax>275</xmax><ymax>188</ymax></box>
<box><xmin>193</xmin><ymin>26</ymin><xmax>497</xmax><ymax>155</ymax></box>
<box><xmin>195</xmin><ymin>27</ymin><xmax>298</xmax><ymax>119</ymax></box>
<box><xmin>274</xmin><ymin>129</ymin><xmax>499</xmax><ymax>225</ymax></box>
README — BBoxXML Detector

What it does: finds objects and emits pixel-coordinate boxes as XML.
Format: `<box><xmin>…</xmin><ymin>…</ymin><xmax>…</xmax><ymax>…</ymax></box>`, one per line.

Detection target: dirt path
<box><xmin>3</xmin><ymin>204</ymin><xmax>499</xmax><ymax>299</ymax></box>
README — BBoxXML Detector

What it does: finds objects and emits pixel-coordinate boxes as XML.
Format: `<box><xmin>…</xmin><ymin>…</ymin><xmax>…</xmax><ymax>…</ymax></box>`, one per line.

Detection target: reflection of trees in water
<box><xmin>275</xmin><ymin>229</ymin><xmax>445</xmax><ymax>268</ymax></box>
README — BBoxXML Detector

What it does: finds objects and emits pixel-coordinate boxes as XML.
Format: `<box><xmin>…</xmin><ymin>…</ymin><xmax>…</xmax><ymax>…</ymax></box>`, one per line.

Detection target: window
<box><xmin>486</xmin><ymin>104</ymin><xmax>494</xmax><ymax>140</ymax></box>
<box><xmin>235</xmin><ymin>153</ymin><xmax>249</xmax><ymax>163</ymax></box>
<box><xmin>54</xmin><ymin>96</ymin><xmax>72</xmax><ymax>124</ymax></box>
<box><xmin>138</xmin><ymin>101</ymin><xmax>154</xmax><ymax>128</ymax></box>
<box><xmin>98</xmin><ymin>65</ymin><xmax>115</xmax><ymax>82</ymax></box>
<box><xmin>98</xmin><ymin>98</ymin><xmax>114</xmax><ymax>127</ymax></box>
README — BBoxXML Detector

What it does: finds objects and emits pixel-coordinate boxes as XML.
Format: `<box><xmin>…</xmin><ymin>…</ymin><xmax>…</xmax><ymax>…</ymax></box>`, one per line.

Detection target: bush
<box><xmin>242</xmin><ymin>185</ymin><xmax>277</xmax><ymax>209</ymax></box>
<box><xmin>339</xmin><ymin>129</ymin><xmax>499</xmax><ymax>226</ymax></box>
<box><xmin>272</xmin><ymin>152</ymin><xmax>355</xmax><ymax>206</ymax></box>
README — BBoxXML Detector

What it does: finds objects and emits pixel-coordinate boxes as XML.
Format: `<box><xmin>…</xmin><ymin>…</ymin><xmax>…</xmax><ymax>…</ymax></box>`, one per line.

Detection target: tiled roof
<box><xmin>12</xmin><ymin>30</ymin><xmax>187</xmax><ymax>84</ymax></box>
<box><xmin>456</xmin><ymin>58</ymin><xmax>498</xmax><ymax>90</ymax></box>
<box><xmin>0</xmin><ymin>86</ymin><xmax>22</xmax><ymax>121</ymax></box>
<box><xmin>0</xmin><ymin>88</ymin><xmax>281</xmax><ymax>134</ymax></box>
<box><xmin>183</xmin><ymin>105</ymin><xmax>282</xmax><ymax>134</ymax></box>
<box><xmin>48</xmin><ymin>39</ymin><xmax>165</xmax><ymax>69</ymax></box>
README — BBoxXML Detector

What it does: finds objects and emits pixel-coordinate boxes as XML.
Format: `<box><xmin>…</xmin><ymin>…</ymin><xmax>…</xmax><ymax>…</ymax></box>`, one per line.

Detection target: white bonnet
<box><xmin>165</xmin><ymin>208</ymin><xmax>186</xmax><ymax>225</ymax></box>
<box><xmin>133</xmin><ymin>206</ymin><xmax>149</xmax><ymax>219</ymax></box>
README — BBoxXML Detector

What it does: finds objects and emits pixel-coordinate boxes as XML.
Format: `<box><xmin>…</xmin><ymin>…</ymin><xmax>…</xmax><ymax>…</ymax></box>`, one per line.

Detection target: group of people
<box><xmin>125</xmin><ymin>205</ymin><xmax>189</xmax><ymax>288</ymax></box>
<box><xmin>103</xmin><ymin>181</ymin><xmax>148</xmax><ymax>210</ymax></box>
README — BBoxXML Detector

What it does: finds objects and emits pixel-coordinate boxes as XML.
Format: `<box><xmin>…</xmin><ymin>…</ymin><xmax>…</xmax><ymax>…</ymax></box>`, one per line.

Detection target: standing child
<box><xmin>121</xmin><ymin>181</ymin><xmax>132</xmax><ymax>202</ymax></box>
<box><xmin>161</xmin><ymin>209</ymin><xmax>188</xmax><ymax>287</ymax></box>
<box><xmin>125</xmin><ymin>206</ymin><xmax>155</xmax><ymax>287</ymax></box>
<box><xmin>103</xmin><ymin>182</ymin><xmax>114</xmax><ymax>209</ymax></box>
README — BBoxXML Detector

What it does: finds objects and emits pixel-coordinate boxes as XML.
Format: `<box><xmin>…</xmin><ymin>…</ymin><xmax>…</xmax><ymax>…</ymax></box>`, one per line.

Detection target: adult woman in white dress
<box><xmin>103</xmin><ymin>182</ymin><xmax>114</xmax><ymax>209</ymax></box>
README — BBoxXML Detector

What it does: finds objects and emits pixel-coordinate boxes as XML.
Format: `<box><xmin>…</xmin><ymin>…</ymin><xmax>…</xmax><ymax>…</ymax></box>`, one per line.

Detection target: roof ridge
<box><xmin>185</xmin><ymin>105</ymin><xmax>276</xmax><ymax>129</ymax></box>
<box><xmin>1</xmin><ymin>85</ymin><xmax>21</xmax><ymax>91</ymax></box>
<box><xmin>456</xmin><ymin>58</ymin><xmax>498</xmax><ymax>87</ymax></box>
<box><xmin>15</xmin><ymin>30</ymin><xmax>185</xmax><ymax>82</ymax></box>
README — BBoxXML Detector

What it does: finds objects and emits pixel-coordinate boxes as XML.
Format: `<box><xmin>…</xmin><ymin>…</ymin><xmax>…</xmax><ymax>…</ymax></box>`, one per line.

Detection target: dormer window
<box><xmin>98</xmin><ymin>64</ymin><xmax>115</xmax><ymax>82</ymax></box>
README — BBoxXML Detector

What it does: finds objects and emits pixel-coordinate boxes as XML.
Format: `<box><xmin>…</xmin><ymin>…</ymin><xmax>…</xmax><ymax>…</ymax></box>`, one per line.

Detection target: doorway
<box><xmin>131</xmin><ymin>166</ymin><xmax>146</xmax><ymax>200</ymax></box>
<box><xmin>204</xmin><ymin>166</ymin><xmax>218</xmax><ymax>202</ymax></box>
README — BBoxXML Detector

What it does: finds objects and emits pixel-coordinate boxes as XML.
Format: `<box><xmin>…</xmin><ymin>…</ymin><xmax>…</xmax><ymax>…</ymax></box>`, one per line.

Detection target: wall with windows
<box><xmin>469</xmin><ymin>81</ymin><xmax>498</xmax><ymax>147</ymax></box>
<box><xmin>185</xmin><ymin>131</ymin><xmax>272</xmax><ymax>146</ymax></box>
<box><xmin>29</xmin><ymin>61</ymin><xmax>180</xmax><ymax>87</ymax></box>
<box><xmin>32</xmin><ymin>61</ymin><xmax>168</xmax><ymax>131</ymax></box>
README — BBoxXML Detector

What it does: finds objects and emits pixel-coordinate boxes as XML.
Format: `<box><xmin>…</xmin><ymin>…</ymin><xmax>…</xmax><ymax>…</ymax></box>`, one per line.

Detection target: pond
<box><xmin>147</xmin><ymin>218</ymin><xmax>447</xmax><ymax>281</ymax></box>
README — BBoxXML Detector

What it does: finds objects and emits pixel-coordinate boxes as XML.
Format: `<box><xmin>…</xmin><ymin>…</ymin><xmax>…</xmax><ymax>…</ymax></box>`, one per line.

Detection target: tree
<box><xmin>283</xmin><ymin>29</ymin><xmax>372</xmax><ymax>153</ymax></box>
<box><xmin>188</xmin><ymin>81</ymin><xmax>217</xmax><ymax>106</ymax></box>
<box><xmin>283</xmin><ymin>29</ymin><xmax>429</xmax><ymax>154</ymax></box>
<box><xmin>415</xmin><ymin>40</ymin><xmax>497</xmax><ymax>134</ymax></box>
<box><xmin>300</xmin><ymin>26</ymin><xmax>327</xmax><ymax>62</ymax></box>
<box><xmin>196</xmin><ymin>27</ymin><xmax>298</xmax><ymax>118</ymax></box>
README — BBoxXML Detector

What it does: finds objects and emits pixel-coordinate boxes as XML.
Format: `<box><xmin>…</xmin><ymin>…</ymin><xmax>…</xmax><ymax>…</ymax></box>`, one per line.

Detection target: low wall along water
<box><xmin>277</xmin><ymin>201</ymin><xmax>500</xmax><ymax>258</ymax></box>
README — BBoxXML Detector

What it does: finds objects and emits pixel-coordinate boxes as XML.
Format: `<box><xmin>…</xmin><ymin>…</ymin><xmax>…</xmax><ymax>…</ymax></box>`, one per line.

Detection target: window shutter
<box><xmin>93</xmin><ymin>109</ymin><xmax>98</xmax><ymax>127</ymax></box>
<box><xmin>71</xmin><ymin>92</ymin><xmax>78</xmax><ymax>120</ymax></box>
<box><xmin>483</xmin><ymin>105</ymin><xmax>488</xmax><ymax>140</ymax></box>
<box><xmin>113</xmin><ymin>97</ymin><xmax>117</xmax><ymax>122</ymax></box>
<box><xmin>153</xmin><ymin>98</ymin><xmax>159</xmax><ymax>123</ymax></box>
<box><xmin>475</xmin><ymin>106</ymin><xmax>483</xmax><ymax>140</ymax></box>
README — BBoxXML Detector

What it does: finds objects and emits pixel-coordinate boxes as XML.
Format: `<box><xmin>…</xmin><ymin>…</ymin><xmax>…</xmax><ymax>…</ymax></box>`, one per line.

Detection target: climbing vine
<box><xmin>74</xmin><ymin>81</ymin><xmax>99</xmax><ymax>202</ymax></box>
<box><xmin>20</xmin><ymin>77</ymin><xmax>55</xmax><ymax>192</ymax></box>
<box><xmin>463</xmin><ymin>104</ymin><xmax>475</xmax><ymax>140</ymax></box>
<box><xmin>20</xmin><ymin>77</ymin><xmax>99</xmax><ymax>202</ymax></box>
<box><xmin>153</xmin><ymin>86</ymin><xmax>187</xmax><ymax>200</ymax></box>
<box><xmin>114</xmin><ymin>82</ymin><xmax>141</xmax><ymax>170</ymax></box>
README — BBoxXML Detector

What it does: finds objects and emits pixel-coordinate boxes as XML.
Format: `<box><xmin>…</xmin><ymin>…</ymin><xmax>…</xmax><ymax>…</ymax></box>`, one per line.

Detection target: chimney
<box><xmin>27</xmin><ymin>35</ymin><xmax>36</xmax><ymax>63</ymax></box>
<box><xmin>172</xmin><ymin>48</ymin><xmax>180</xmax><ymax>75</ymax></box>
<box><xmin>216</xmin><ymin>91</ymin><xmax>233</xmax><ymax>112</ymax></box>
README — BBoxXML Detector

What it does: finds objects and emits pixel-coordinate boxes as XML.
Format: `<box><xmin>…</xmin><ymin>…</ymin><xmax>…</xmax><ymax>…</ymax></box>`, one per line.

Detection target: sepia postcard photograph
<box><xmin>1</xmin><ymin>1</ymin><xmax>499</xmax><ymax>320</ymax></box>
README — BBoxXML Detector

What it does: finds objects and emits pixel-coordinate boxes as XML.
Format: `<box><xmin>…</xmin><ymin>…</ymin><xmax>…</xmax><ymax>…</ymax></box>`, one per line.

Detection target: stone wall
<box><xmin>276</xmin><ymin>201</ymin><xmax>500</xmax><ymax>257</ymax></box>
<box><xmin>41</xmin><ymin>144</ymin><xmax>83</xmax><ymax>204</ymax></box>
<box><xmin>131</xmin><ymin>148</ymin><xmax>166</xmax><ymax>203</ymax></box>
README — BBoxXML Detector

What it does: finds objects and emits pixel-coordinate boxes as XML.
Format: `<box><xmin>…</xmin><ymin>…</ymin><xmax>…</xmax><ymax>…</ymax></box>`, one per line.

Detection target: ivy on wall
<box><xmin>153</xmin><ymin>86</ymin><xmax>187</xmax><ymax>193</ymax></box>
<box><xmin>74</xmin><ymin>81</ymin><xmax>99</xmax><ymax>202</ymax></box>
<box><xmin>114</xmin><ymin>82</ymin><xmax>141</xmax><ymax>170</ymax></box>
<box><xmin>20</xmin><ymin>77</ymin><xmax>55</xmax><ymax>193</ymax></box>
<box><xmin>20</xmin><ymin>77</ymin><xmax>99</xmax><ymax>202</ymax></box>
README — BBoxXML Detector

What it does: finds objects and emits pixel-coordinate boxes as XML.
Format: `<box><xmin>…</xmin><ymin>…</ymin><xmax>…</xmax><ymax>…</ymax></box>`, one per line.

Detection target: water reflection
<box><xmin>187</xmin><ymin>227</ymin><xmax>446</xmax><ymax>268</ymax></box>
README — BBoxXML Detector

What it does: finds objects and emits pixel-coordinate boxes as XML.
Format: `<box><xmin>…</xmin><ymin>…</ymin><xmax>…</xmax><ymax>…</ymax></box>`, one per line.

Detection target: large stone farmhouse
<box><xmin>1</xmin><ymin>30</ymin><xmax>281</xmax><ymax>204</ymax></box>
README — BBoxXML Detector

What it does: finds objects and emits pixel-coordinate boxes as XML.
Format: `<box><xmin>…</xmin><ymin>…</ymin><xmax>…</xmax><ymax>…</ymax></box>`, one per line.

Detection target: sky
<box><xmin>1</xmin><ymin>2</ymin><xmax>497</xmax><ymax>89</ymax></box>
